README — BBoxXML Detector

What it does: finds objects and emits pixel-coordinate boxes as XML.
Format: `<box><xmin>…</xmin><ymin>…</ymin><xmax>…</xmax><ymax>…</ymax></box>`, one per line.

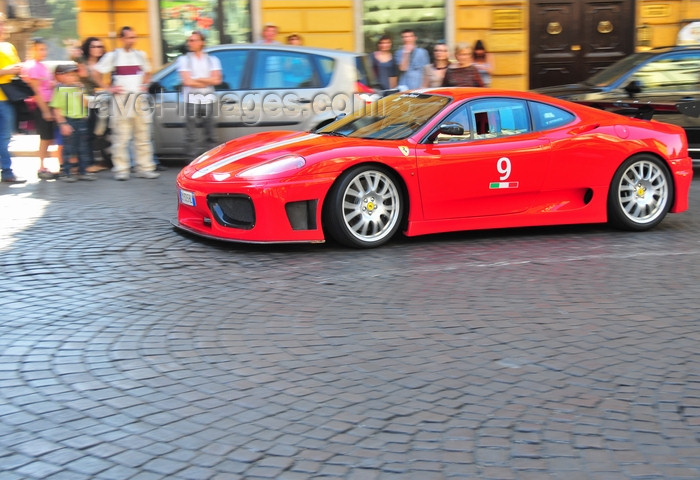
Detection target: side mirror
<box><xmin>148</xmin><ymin>82</ymin><xmax>162</xmax><ymax>95</ymax></box>
<box><xmin>379</xmin><ymin>88</ymin><xmax>399</xmax><ymax>97</ymax></box>
<box><xmin>438</xmin><ymin>122</ymin><xmax>465</xmax><ymax>136</ymax></box>
<box><xmin>313</xmin><ymin>113</ymin><xmax>346</xmax><ymax>133</ymax></box>
<box><xmin>624</xmin><ymin>80</ymin><xmax>642</xmax><ymax>98</ymax></box>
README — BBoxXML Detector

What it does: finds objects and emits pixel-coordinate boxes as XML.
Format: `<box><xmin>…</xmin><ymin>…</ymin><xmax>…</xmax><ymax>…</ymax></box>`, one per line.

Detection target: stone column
<box><xmin>0</xmin><ymin>0</ymin><xmax>52</xmax><ymax>60</ymax></box>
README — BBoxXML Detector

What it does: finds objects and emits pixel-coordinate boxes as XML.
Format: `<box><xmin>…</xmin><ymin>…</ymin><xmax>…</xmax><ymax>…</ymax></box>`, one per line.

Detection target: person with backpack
<box><xmin>176</xmin><ymin>30</ymin><xmax>221</xmax><ymax>158</ymax></box>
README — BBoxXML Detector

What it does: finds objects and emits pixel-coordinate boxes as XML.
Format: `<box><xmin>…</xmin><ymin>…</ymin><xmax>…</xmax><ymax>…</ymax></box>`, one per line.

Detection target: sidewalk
<box><xmin>8</xmin><ymin>133</ymin><xmax>59</xmax><ymax>157</ymax></box>
<box><xmin>5</xmin><ymin>134</ymin><xmax>61</xmax><ymax>181</ymax></box>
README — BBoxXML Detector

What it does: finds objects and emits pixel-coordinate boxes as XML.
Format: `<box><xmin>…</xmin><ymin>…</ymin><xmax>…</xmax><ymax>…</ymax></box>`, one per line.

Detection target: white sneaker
<box><xmin>135</xmin><ymin>170</ymin><xmax>160</xmax><ymax>179</ymax></box>
<box><xmin>114</xmin><ymin>172</ymin><xmax>130</xmax><ymax>181</ymax></box>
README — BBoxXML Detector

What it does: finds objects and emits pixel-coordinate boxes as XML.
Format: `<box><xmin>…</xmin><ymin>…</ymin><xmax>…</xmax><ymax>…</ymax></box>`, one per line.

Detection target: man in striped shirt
<box><xmin>94</xmin><ymin>26</ymin><xmax>159</xmax><ymax>181</ymax></box>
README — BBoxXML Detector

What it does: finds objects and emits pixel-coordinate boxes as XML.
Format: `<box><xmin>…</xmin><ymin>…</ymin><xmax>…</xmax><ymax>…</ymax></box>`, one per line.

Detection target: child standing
<box><xmin>49</xmin><ymin>63</ymin><xmax>96</xmax><ymax>182</ymax></box>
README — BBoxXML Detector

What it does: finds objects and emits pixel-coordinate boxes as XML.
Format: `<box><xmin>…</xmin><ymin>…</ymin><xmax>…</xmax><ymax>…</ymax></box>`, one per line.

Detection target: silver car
<box><xmin>148</xmin><ymin>44</ymin><xmax>377</xmax><ymax>159</ymax></box>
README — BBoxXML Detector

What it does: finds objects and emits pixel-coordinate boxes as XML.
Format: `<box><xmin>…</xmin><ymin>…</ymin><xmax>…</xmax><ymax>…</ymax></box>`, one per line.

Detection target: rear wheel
<box><xmin>324</xmin><ymin>165</ymin><xmax>403</xmax><ymax>248</ymax></box>
<box><xmin>607</xmin><ymin>154</ymin><xmax>673</xmax><ymax>230</ymax></box>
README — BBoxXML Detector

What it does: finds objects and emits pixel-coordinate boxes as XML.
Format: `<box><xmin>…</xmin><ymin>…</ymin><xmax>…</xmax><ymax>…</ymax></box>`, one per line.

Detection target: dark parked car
<box><xmin>534</xmin><ymin>46</ymin><xmax>700</xmax><ymax>162</ymax></box>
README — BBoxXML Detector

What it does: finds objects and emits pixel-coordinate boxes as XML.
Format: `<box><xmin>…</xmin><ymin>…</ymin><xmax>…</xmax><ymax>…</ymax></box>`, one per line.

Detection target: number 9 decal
<box><xmin>497</xmin><ymin>157</ymin><xmax>511</xmax><ymax>181</ymax></box>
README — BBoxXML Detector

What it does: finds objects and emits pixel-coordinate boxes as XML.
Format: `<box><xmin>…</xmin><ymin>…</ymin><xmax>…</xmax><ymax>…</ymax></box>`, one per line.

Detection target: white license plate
<box><xmin>179</xmin><ymin>189</ymin><xmax>196</xmax><ymax>206</ymax></box>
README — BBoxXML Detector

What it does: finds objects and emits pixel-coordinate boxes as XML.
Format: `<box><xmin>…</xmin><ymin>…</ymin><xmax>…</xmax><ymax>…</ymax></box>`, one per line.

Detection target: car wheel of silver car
<box><xmin>324</xmin><ymin>165</ymin><xmax>404</xmax><ymax>248</ymax></box>
<box><xmin>608</xmin><ymin>154</ymin><xmax>674</xmax><ymax>231</ymax></box>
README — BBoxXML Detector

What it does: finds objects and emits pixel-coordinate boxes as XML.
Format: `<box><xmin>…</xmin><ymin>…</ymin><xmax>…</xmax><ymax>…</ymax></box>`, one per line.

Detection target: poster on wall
<box><xmin>363</xmin><ymin>0</ymin><xmax>445</xmax><ymax>53</ymax></box>
<box><xmin>160</xmin><ymin>0</ymin><xmax>251</xmax><ymax>63</ymax></box>
<box><xmin>161</xmin><ymin>0</ymin><xmax>218</xmax><ymax>62</ymax></box>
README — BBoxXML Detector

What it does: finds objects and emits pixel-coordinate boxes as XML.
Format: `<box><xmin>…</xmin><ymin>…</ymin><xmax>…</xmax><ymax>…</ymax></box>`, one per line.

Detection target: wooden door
<box><xmin>529</xmin><ymin>0</ymin><xmax>635</xmax><ymax>89</ymax></box>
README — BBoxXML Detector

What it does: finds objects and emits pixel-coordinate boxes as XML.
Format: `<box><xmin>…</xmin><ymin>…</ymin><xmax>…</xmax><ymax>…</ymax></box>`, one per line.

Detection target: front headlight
<box><xmin>236</xmin><ymin>155</ymin><xmax>306</xmax><ymax>178</ymax></box>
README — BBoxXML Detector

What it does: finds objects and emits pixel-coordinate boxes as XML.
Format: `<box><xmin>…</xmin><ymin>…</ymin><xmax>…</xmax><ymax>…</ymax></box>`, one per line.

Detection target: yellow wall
<box><xmin>76</xmin><ymin>0</ymin><xmax>697</xmax><ymax>90</ymax></box>
<box><xmin>637</xmin><ymin>0</ymin><xmax>699</xmax><ymax>48</ymax></box>
<box><xmin>260</xmin><ymin>0</ymin><xmax>355</xmax><ymax>51</ymax></box>
<box><xmin>262</xmin><ymin>0</ymin><xmax>530</xmax><ymax>88</ymax></box>
<box><xmin>685</xmin><ymin>0</ymin><xmax>700</xmax><ymax>18</ymax></box>
<box><xmin>455</xmin><ymin>0</ymin><xmax>529</xmax><ymax>90</ymax></box>
<box><xmin>77</xmin><ymin>0</ymin><xmax>152</xmax><ymax>60</ymax></box>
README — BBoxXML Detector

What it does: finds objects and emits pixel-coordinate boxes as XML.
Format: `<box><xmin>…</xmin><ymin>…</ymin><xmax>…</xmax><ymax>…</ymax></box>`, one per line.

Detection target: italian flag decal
<box><xmin>489</xmin><ymin>181</ymin><xmax>519</xmax><ymax>189</ymax></box>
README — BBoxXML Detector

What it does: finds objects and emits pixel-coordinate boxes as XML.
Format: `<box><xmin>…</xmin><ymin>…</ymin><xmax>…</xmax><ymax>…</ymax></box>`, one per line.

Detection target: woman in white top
<box><xmin>422</xmin><ymin>43</ymin><xmax>450</xmax><ymax>88</ymax></box>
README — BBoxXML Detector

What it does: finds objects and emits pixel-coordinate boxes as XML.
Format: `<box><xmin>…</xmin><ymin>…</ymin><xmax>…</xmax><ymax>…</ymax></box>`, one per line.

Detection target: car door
<box><xmin>150</xmin><ymin>63</ymin><xmax>184</xmax><ymax>156</ymax></box>
<box><xmin>416</xmin><ymin>98</ymin><xmax>551</xmax><ymax>219</ymax></box>
<box><xmin>239</xmin><ymin>49</ymin><xmax>330</xmax><ymax>133</ymax></box>
<box><xmin>208</xmin><ymin>48</ymin><xmax>255</xmax><ymax>138</ymax></box>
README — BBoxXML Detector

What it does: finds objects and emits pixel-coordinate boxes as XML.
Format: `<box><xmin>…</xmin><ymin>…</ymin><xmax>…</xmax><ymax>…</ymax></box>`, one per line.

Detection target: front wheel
<box><xmin>607</xmin><ymin>154</ymin><xmax>673</xmax><ymax>231</ymax></box>
<box><xmin>324</xmin><ymin>165</ymin><xmax>404</xmax><ymax>248</ymax></box>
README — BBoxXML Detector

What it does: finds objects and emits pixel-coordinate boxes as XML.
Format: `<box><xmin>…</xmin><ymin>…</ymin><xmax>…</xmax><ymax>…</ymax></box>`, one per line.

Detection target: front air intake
<box><xmin>285</xmin><ymin>200</ymin><xmax>318</xmax><ymax>230</ymax></box>
<box><xmin>208</xmin><ymin>194</ymin><xmax>255</xmax><ymax>229</ymax></box>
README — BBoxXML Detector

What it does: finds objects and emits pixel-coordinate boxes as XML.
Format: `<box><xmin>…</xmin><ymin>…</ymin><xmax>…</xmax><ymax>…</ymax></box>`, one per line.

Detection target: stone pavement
<box><xmin>1</xmin><ymin>150</ymin><xmax>700</xmax><ymax>479</ymax></box>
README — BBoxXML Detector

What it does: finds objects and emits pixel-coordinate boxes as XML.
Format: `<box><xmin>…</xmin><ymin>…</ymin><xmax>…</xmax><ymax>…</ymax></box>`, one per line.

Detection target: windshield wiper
<box><xmin>322</xmin><ymin>131</ymin><xmax>347</xmax><ymax>137</ymax></box>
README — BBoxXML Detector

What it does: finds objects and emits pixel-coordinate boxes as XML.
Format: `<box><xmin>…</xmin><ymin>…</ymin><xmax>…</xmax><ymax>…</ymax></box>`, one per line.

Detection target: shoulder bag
<box><xmin>0</xmin><ymin>76</ymin><xmax>34</xmax><ymax>102</ymax></box>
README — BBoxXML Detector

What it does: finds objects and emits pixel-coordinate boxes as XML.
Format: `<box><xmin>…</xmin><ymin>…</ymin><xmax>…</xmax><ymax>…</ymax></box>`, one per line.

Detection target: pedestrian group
<box><xmin>0</xmin><ymin>20</ymin><xmax>168</xmax><ymax>183</ymax></box>
<box><xmin>0</xmin><ymin>19</ymin><xmax>494</xmax><ymax>185</ymax></box>
<box><xmin>372</xmin><ymin>29</ymin><xmax>493</xmax><ymax>91</ymax></box>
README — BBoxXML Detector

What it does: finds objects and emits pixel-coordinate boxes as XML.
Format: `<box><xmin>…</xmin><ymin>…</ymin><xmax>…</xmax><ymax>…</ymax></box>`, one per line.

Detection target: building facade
<box><xmin>76</xmin><ymin>0</ymin><xmax>700</xmax><ymax>90</ymax></box>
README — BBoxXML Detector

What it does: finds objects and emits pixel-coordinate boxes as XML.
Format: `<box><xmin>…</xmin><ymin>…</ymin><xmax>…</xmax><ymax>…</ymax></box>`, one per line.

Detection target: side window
<box><xmin>631</xmin><ymin>54</ymin><xmax>700</xmax><ymax>91</ymax></box>
<box><xmin>210</xmin><ymin>50</ymin><xmax>249</xmax><ymax>90</ymax></box>
<box><xmin>251</xmin><ymin>51</ymin><xmax>317</xmax><ymax>89</ymax></box>
<box><xmin>467</xmin><ymin>99</ymin><xmax>531</xmax><ymax>139</ymax></box>
<box><xmin>529</xmin><ymin>101</ymin><xmax>575</xmax><ymax>131</ymax></box>
<box><xmin>156</xmin><ymin>69</ymin><xmax>180</xmax><ymax>92</ymax></box>
<box><xmin>316</xmin><ymin>56</ymin><xmax>336</xmax><ymax>87</ymax></box>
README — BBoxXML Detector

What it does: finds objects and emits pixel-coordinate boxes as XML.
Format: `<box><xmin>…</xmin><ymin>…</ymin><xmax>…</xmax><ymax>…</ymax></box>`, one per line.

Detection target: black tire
<box><xmin>323</xmin><ymin>165</ymin><xmax>404</xmax><ymax>248</ymax></box>
<box><xmin>607</xmin><ymin>154</ymin><xmax>673</xmax><ymax>231</ymax></box>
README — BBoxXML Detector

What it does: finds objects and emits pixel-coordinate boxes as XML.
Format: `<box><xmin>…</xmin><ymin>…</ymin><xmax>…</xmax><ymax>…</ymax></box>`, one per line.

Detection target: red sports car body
<box><xmin>175</xmin><ymin>88</ymin><xmax>692</xmax><ymax>248</ymax></box>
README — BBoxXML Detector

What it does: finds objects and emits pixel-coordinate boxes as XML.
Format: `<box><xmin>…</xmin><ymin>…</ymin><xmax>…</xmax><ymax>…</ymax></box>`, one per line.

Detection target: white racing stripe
<box><xmin>192</xmin><ymin>133</ymin><xmax>320</xmax><ymax>179</ymax></box>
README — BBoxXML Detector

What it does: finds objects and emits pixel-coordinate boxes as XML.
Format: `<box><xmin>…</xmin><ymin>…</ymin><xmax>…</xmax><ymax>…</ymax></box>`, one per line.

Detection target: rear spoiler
<box><xmin>576</xmin><ymin>99</ymin><xmax>700</xmax><ymax>121</ymax></box>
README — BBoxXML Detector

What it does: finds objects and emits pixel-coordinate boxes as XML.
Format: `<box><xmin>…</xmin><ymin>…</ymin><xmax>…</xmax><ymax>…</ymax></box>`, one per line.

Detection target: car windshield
<box><xmin>318</xmin><ymin>93</ymin><xmax>451</xmax><ymax>140</ymax></box>
<box><xmin>585</xmin><ymin>51</ymin><xmax>657</xmax><ymax>87</ymax></box>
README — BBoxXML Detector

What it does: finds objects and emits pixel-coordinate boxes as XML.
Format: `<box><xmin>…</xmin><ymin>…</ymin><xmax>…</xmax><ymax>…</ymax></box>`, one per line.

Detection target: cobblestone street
<box><xmin>1</xmin><ymin>153</ymin><xmax>700</xmax><ymax>479</ymax></box>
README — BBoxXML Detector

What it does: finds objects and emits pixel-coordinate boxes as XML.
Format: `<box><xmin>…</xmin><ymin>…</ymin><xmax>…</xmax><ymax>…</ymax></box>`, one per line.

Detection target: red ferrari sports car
<box><xmin>175</xmin><ymin>88</ymin><xmax>692</xmax><ymax>248</ymax></box>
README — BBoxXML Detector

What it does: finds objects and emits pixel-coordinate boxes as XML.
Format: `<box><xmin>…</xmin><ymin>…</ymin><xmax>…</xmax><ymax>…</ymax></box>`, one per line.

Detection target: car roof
<box><xmin>203</xmin><ymin>43</ymin><xmax>365</xmax><ymax>58</ymax></box>
<box><xmin>636</xmin><ymin>45</ymin><xmax>700</xmax><ymax>54</ymax></box>
<box><xmin>414</xmin><ymin>87</ymin><xmax>575</xmax><ymax>105</ymax></box>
